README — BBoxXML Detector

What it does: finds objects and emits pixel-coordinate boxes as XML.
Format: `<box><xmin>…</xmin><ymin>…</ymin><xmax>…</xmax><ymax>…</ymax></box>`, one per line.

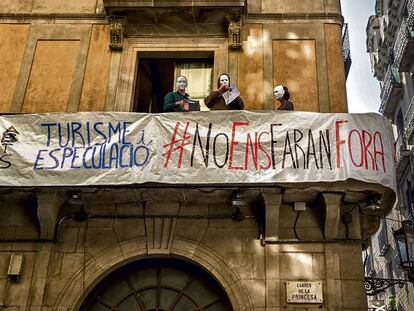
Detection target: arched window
<box><xmin>80</xmin><ymin>258</ymin><xmax>233</xmax><ymax>311</ymax></box>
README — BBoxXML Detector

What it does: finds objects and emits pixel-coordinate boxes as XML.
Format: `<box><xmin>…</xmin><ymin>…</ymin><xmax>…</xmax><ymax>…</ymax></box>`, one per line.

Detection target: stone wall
<box><xmin>0</xmin><ymin>188</ymin><xmax>370</xmax><ymax>310</ymax></box>
<box><xmin>0</xmin><ymin>0</ymin><xmax>99</xmax><ymax>14</ymax></box>
<box><xmin>0</xmin><ymin>0</ymin><xmax>347</xmax><ymax>114</ymax></box>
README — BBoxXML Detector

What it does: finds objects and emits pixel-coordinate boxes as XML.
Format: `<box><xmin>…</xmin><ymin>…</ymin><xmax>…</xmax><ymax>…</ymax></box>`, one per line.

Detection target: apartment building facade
<box><xmin>366</xmin><ymin>0</ymin><xmax>414</xmax><ymax>310</ymax></box>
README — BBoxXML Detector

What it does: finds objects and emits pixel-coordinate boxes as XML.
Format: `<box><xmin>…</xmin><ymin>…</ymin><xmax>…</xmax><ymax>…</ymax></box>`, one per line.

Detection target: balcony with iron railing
<box><xmin>379</xmin><ymin>65</ymin><xmax>403</xmax><ymax>116</ymax></box>
<box><xmin>393</xmin><ymin>17</ymin><xmax>414</xmax><ymax>72</ymax></box>
<box><xmin>378</xmin><ymin>221</ymin><xmax>390</xmax><ymax>256</ymax></box>
<box><xmin>395</xmin><ymin>132</ymin><xmax>410</xmax><ymax>175</ymax></box>
<box><xmin>365</xmin><ymin>254</ymin><xmax>376</xmax><ymax>277</ymax></box>
<box><xmin>404</xmin><ymin>95</ymin><xmax>414</xmax><ymax>144</ymax></box>
<box><xmin>409</xmin><ymin>0</ymin><xmax>414</xmax><ymax>26</ymax></box>
<box><xmin>342</xmin><ymin>23</ymin><xmax>352</xmax><ymax>80</ymax></box>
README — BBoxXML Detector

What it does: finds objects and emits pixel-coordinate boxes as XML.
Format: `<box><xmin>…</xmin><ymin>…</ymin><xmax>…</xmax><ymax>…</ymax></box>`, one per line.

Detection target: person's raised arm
<box><xmin>204</xmin><ymin>91</ymin><xmax>221</xmax><ymax>108</ymax></box>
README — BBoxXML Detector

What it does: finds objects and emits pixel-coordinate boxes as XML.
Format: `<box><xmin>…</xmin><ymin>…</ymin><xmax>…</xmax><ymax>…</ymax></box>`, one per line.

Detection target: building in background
<box><xmin>342</xmin><ymin>22</ymin><xmax>352</xmax><ymax>80</ymax></box>
<box><xmin>0</xmin><ymin>1</ymin><xmax>398</xmax><ymax>310</ymax></box>
<box><xmin>366</xmin><ymin>0</ymin><xmax>414</xmax><ymax>310</ymax></box>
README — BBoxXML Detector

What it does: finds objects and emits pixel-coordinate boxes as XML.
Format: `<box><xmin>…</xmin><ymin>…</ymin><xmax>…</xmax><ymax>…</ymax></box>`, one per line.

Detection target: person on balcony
<box><xmin>274</xmin><ymin>85</ymin><xmax>294</xmax><ymax>111</ymax></box>
<box><xmin>164</xmin><ymin>75</ymin><xmax>191</xmax><ymax>112</ymax></box>
<box><xmin>204</xmin><ymin>73</ymin><xmax>244</xmax><ymax>110</ymax></box>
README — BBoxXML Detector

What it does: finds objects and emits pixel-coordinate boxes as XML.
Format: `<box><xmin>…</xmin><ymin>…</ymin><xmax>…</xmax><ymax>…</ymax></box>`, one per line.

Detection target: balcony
<box><xmin>393</xmin><ymin>18</ymin><xmax>414</xmax><ymax>72</ymax></box>
<box><xmin>409</xmin><ymin>0</ymin><xmax>414</xmax><ymax>26</ymax></box>
<box><xmin>378</xmin><ymin>222</ymin><xmax>390</xmax><ymax>256</ymax></box>
<box><xmin>379</xmin><ymin>65</ymin><xmax>403</xmax><ymax>116</ymax></box>
<box><xmin>103</xmin><ymin>0</ymin><xmax>246</xmax><ymax>8</ymax></box>
<box><xmin>395</xmin><ymin>132</ymin><xmax>410</xmax><ymax>177</ymax></box>
<box><xmin>102</xmin><ymin>0</ymin><xmax>245</xmax><ymax>37</ymax></box>
<box><xmin>342</xmin><ymin>23</ymin><xmax>352</xmax><ymax>80</ymax></box>
<box><xmin>404</xmin><ymin>96</ymin><xmax>414</xmax><ymax>144</ymax></box>
<box><xmin>102</xmin><ymin>0</ymin><xmax>245</xmax><ymax>18</ymax></box>
<box><xmin>365</xmin><ymin>254</ymin><xmax>376</xmax><ymax>277</ymax></box>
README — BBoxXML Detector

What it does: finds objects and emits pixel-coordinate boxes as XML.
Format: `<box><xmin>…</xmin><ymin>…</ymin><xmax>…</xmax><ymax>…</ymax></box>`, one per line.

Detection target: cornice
<box><xmin>246</xmin><ymin>12</ymin><xmax>344</xmax><ymax>25</ymax></box>
<box><xmin>0</xmin><ymin>12</ymin><xmax>344</xmax><ymax>25</ymax></box>
<box><xmin>0</xmin><ymin>13</ymin><xmax>108</xmax><ymax>23</ymax></box>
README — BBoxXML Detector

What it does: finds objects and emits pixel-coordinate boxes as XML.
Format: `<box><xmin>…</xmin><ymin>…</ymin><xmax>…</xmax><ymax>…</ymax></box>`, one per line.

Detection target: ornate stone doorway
<box><xmin>80</xmin><ymin>258</ymin><xmax>233</xmax><ymax>311</ymax></box>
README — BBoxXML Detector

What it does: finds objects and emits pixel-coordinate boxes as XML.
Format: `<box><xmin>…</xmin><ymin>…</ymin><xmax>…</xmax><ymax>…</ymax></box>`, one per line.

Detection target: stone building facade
<box><xmin>0</xmin><ymin>1</ymin><xmax>395</xmax><ymax>310</ymax></box>
<box><xmin>366</xmin><ymin>0</ymin><xmax>414</xmax><ymax>310</ymax></box>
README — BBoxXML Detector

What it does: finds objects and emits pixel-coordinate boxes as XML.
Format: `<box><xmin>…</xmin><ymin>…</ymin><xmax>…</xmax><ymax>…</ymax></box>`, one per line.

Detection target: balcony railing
<box><xmin>379</xmin><ymin>65</ymin><xmax>403</xmax><ymax>115</ymax></box>
<box><xmin>342</xmin><ymin>23</ymin><xmax>352</xmax><ymax>80</ymax></box>
<box><xmin>393</xmin><ymin>17</ymin><xmax>414</xmax><ymax>71</ymax></box>
<box><xmin>395</xmin><ymin>132</ymin><xmax>410</xmax><ymax>167</ymax></box>
<box><xmin>404</xmin><ymin>96</ymin><xmax>414</xmax><ymax>144</ymax></box>
<box><xmin>408</xmin><ymin>0</ymin><xmax>414</xmax><ymax>26</ymax></box>
<box><xmin>378</xmin><ymin>222</ymin><xmax>390</xmax><ymax>256</ymax></box>
<box><xmin>365</xmin><ymin>254</ymin><xmax>376</xmax><ymax>277</ymax></box>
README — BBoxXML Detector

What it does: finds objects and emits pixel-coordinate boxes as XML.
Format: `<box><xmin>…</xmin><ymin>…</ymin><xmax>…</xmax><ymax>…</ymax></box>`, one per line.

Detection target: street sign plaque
<box><xmin>286</xmin><ymin>281</ymin><xmax>323</xmax><ymax>304</ymax></box>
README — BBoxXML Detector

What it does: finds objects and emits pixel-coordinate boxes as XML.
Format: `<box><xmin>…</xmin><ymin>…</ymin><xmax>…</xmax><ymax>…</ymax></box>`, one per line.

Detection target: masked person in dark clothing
<box><xmin>273</xmin><ymin>85</ymin><xmax>294</xmax><ymax>111</ymax></box>
<box><xmin>204</xmin><ymin>73</ymin><xmax>244</xmax><ymax>110</ymax></box>
<box><xmin>164</xmin><ymin>75</ymin><xmax>191</xmax><ymax>112</ymax></box>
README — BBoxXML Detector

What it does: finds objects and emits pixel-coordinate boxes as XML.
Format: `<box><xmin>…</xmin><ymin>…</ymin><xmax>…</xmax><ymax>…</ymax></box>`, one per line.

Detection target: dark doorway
<box><xmin>133</xmin><ymin>52</ymin><xmax>214</xmax><ymax>113</ymax></box>
<box><xmin>133</xmin><ymin>59</ymin><xmax>175</xmax><ymax>113</ymax></box>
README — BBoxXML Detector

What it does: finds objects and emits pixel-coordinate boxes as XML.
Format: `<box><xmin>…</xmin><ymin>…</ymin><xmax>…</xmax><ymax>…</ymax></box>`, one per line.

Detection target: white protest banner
<box><xmin>0</xmin><ymin>111</ymin><xmax>396</xmax><ymax>193</ymax></box>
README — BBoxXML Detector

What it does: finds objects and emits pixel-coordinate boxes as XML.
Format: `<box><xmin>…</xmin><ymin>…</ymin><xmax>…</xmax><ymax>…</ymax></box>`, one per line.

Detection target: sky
<box><xmin>341</xmin><ymin>0</ymin><xmax>381</xmax><ymax>113</ymax></box>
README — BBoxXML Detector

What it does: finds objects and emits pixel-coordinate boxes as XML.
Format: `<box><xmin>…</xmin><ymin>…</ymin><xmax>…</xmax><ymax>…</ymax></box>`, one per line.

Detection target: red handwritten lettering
<box><xmin>258</xmin><ymin>132</ymin><xmax>272</xmax><ymax>170</ymax></box>
<box><xmin>229</xmin><ymin>121</ymin><xmax>249</xmax><ymax>170</ymax></box>
<box><xmin>335</xmin><ymin>120</ymin><xmax>348</xmax><ymax>168</ymax></box>
<box><xmin>348</xmin><ymin>129</ymin><xmax>364</xmax><ymax>167</ymax></box>
<box><xmin>245</xmin><ymin>132</ymin><xmax>258</xmax><ymax>170</ymax></box>
<box><xmin>373</xmin><ymin>131</ymin><xmax>386</xmax><ymax>172</ymax></box>
<box><xmin>163</xmin><ymin>122</ymin><xmax>192</xmax><ymax>168</ymax></box>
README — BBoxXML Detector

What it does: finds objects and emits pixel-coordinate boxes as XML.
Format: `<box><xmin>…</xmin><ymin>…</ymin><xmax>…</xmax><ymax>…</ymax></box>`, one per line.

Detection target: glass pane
<box><xmin>173</xmin><ymin>295</ymin><xmax>197</xmax><ymax>311</ymax></box>
<box><xmin>139</xmin><ymin>288</ymin><xmax>157</xmax><ymax>310</ymax></box>
<box><xmin>161</xmin><ymin>267</ymin><xmax>191</xmax><ymax>290</ymax></box>
<box><xmin>205</xmin><ymin>301</ymin><xmax>230</xmax><ymax>311</ymax></box>
<box><xmin>159</xmin><ymin>288</ymin><xmax>181</xmax><ymax>310</ymax></box>
<box><xmin>176</xmin><ymin>62</ymin><xmax>213</xmax><ymax>111</ymax></box>
<box><xmin>398</xmin><ymin>239</ymin><xmax>408</xmax><ymax>262</ymax></box>
<box><xmin>89</xmin><ymin>301</ymin><xmax>110</xmax><ymax>311</ymax></box>
<box><xmin>408</xmin><ymin>241</ymin><xmax>414</xmax><ymax>263</ymax></box>
<box><xmin>99</xmin><ymin>280</ymin><xmax>130</xmax><ymax>305</ymax></box>
<box><xmin>118</xmin><ymin>294</ymin><xmax>141</xmax><ymax>311</ymax></box>
<box><xmin>185</xmin><ymin>278</ymin><xmax>218</xmax><ymax>306</ymax></box>
<box><xmin>129</xmin><ymin>267</ymin><xmax>157</xmax><ymax>290</ymax></box>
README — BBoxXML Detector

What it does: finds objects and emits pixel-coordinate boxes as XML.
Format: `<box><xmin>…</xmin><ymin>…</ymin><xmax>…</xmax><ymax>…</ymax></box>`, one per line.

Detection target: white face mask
<box><xmin>219</xmin><ymin>75</ymin><xmax>230</xmax><ymax>87</ymax></box>
<box><xmin>273</xmin><ymin>85</ymin><xmax>285</xmax><ymax>100</ymax></box>
<box><xmin>176</xmin><ymin>76</ymin><xmax>188</xmax><ymax>91</ymax></box>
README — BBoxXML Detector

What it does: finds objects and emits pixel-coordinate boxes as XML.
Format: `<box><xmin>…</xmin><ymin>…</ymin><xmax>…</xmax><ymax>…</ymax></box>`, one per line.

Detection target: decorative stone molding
<box><xmin>109</xmin><ymin>16</ymin><xmax>126</xmax><ymax>51</ymax></box>
<box><xmin>228</xmin><ymin>18</ymin><xmax>242</xmax><ymax>50</ymax></box>
<box><xmin>260</xmin><ymin>192</ymin><xmax>283</xmax><ymax>241</ymax></box>
<box><xmin>54</xmin><ymin>238</ymin><xmax>253</xmax><ymax>311</ymax></box>
<box><xmin>322</xmin><ymin>192</ymin><xmax>342</xmax><ymax>240</ymax></box>
<box><xmin>145</xmin><ymin>202</ymin><xmax>180</xmax><ymax>254</ymax></box>
<box><xmin>36</xmin><ymin>191</ymin><xmax>65</xmax><ymax>240</ymax></box>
